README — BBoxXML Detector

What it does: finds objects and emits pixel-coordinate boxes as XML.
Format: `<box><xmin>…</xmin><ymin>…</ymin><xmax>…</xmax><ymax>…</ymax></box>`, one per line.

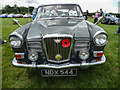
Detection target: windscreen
<box><xmin>36</xmin><ymin>4</ymin><xmax>83</xmax><ymax>19</ymax></box>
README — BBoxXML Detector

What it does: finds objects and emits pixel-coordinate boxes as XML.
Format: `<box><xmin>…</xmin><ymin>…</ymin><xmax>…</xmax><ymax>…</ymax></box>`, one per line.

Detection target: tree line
<box><xmin>1</xmin><ymin>4</ymin><xmax>120</xmax><ymax>18</ymax></box>
<box><xmin>1</xmin><ymin>4</ymin><xmax>34</xmax><ymax>14</ymax></box>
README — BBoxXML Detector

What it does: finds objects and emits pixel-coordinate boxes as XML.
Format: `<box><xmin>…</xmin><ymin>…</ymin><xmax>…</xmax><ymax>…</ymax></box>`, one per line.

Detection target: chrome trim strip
<box><xmin>43</xmin><ymin>34</ymin><xmax>73</xmax><ymax>38</ymax></box>
<box><xmin>15</xmin><ymin>53</ymin><xmax>24</xmax><ymax>55</ymax></box>
<box><xmin>12</xmin><ymin>55</ymin><xmax>106</xmax><ymax>69</ymax></box>
<box><xmin>43</xmin><ymin>34</ymin><xmax>73</xmax><ymax>63</ymax></box>
<box><xmin>46</xmin><ymin>59</ymin><xmax>70</xmax><ymax>63</ymax></box>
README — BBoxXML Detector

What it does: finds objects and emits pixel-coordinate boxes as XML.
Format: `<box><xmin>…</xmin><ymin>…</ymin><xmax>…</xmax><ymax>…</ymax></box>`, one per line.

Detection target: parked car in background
<box><xmin>102</xmin><ymin>13</ymin><xmax>119</xmax><ymax>25</ymax></box>
<box><xmin>8</xmin><ymin>14</ymin><xmax>15</xmax><ymax>18</ymax></box>
<box><xmin>9</xmin><ymin>4</ymin><xmax>108</xmax><ymax>77</ymax></box>
<box><xmin>115</xmin><ymin>18</ymin><xmax>120</xmax><ymax>25</ymax></box>
<box><xmin>23</xmin><ymin>14</ymin><xmax>31</xmax><ymax>18</ymax></box>
<box><xmin>0</xmin><ymin>14</ymin><xmax>8</xmax><ymax>18</ymax></box>
<box><xmin>14</xmin><ymin>14</ymin><xmax>23</xmax><ymax>18</ymax></box>
<box><xmin>31</xmin><ymin>15</ymin><xmax>33</xmax><ymax>18</ymax></box>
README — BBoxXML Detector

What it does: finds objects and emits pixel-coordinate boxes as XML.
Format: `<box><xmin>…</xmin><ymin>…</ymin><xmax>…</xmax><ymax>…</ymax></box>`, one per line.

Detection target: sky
<box><xmin>0</xmin><ymin>0</ymin><xmax>119</xmax><ymax>13</ymax></box>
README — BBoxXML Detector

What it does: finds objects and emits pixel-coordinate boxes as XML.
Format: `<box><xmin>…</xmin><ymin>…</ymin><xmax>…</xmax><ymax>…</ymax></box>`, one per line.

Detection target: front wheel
<box><xmin>108</xmin><ymin>20</ymin><xmax>111</xmax><ymax>25</ymax></box>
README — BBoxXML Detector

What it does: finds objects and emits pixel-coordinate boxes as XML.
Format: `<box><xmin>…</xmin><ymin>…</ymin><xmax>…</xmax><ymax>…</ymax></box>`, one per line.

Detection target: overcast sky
<box><xmin>0</xmin><ymin>0</ymin><xmax>119</xmax><ymax>13</ymax></box>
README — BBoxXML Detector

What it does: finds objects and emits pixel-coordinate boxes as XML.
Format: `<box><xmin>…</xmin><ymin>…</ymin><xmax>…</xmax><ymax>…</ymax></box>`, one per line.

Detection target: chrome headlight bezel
<box><xmin>9</xmin><ymin>32</ymin><xmax>23</xmax><ymax>48</ymax></box>
<box><xmin>93</xmin><ymin>31</ymin><xmax>108</xmax><ymax>47</ymax></box>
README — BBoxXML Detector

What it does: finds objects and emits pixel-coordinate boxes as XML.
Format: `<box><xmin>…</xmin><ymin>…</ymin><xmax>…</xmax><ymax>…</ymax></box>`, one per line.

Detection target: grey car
<box><xmin>102</xmin><ymin>13</ymin><xmax>119</xmax><ymax>25</ymax></box>
<box><xmin>9</xmin><ymin>4</ymin><xmax>108</xmax><ymax>76</ymax></box>
<box><xmin>115</xmin><ymin>18</ymin><xmax>120</xmax><ymax>25</ymax></box>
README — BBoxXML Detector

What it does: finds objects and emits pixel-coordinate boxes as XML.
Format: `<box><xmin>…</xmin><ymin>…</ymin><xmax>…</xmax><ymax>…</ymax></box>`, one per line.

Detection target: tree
<box><xmin>1</xmin><ymin>4</ymin><xmax>34</xmax><ymax>14</ymax></box>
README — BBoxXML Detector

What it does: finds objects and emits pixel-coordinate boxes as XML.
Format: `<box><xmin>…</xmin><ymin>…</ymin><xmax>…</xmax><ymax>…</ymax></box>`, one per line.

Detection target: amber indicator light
<box><xmin>15</xmin><ymin>55</ymin><xmax>21</xmax><ymax>59</ymax></box>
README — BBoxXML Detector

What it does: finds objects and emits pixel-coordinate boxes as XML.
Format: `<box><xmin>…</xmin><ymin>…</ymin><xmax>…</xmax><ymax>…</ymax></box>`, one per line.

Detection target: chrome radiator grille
<box><xmin>43</xmin><ymin>34</ymin><xmax>73</xmax><ymax>63</ymax></box>
<box><xmin>27</xmin><ymin>42</ymin><xmax>42</xmax><ymax>52</ymax></box>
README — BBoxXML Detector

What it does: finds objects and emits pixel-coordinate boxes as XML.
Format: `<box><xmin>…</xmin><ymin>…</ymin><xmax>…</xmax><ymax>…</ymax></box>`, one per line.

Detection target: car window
<box><xmin>36</xmin><ymin>4</ymin><xmax>83</xmax><ymax>20</ymax></box>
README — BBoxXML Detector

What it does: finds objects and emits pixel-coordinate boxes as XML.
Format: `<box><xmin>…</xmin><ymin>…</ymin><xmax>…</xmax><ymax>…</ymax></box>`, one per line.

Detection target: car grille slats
<box><xmin>43</xmin><ymin>35</ymin><xmax>73</xmax><ymax>63</ymax></box>
<box><xmin>27</xmin><ymin>42</ymin><xmax>42</xmax><ymax>52</ymax></box>
<box><xmin>74</xmin><ymin>41</ymin><xmax>90</xmax><ymax>51</ymax></box>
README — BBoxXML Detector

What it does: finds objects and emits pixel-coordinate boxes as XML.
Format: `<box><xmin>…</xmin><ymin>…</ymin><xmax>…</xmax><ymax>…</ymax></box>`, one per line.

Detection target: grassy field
<box><xmin>1</xmin><ymin>18</ymin><xmax>119</xmax><ymax>88</ymax></box>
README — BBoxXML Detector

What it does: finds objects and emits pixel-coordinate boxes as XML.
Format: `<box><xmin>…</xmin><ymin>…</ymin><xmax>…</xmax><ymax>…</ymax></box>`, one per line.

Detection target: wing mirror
<box><xmin>0</xmin><ymin>38</ymin><xmax>6</xmax><ymax>45</ymax></box>
<box><xmin>13</xmin><ymin>19</ymin><xmax>22</xmax><ymax>27</ymax></box>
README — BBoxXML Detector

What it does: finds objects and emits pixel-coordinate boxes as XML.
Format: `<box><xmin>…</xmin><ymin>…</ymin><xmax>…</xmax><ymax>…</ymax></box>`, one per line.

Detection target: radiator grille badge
<box><xmin>55</xmin><ymin>54</ymin><xmax>62</xmax><ymax>61</ymax></box>
<box><xmin>54</xmin><ymin>39</ymin><xmax>62</xmax><ymax>43</ymax></box>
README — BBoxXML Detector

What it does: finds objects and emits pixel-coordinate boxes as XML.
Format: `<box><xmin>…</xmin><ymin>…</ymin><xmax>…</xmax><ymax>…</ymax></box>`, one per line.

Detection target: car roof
<box><xmin>34</xmin><ymin>3</ymin><xmax>80</xmax><ymax>8</ymax></box>
<box><xmin>33</xmin><ymin>3</ymin><xmax>83</xmax><ymax>15</ymax></box>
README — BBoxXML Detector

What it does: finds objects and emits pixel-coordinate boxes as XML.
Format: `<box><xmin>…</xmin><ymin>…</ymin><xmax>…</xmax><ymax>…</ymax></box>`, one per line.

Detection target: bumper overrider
<box><xmin>12</xmin><ymin>55</ymin><xmax>106</xmax><ymax>69</ymax></box>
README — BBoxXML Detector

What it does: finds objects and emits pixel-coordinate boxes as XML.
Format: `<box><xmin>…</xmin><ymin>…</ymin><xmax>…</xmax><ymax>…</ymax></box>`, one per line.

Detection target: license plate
<box><xmin>41</xmin><ymin>68</ymin><xmax>77</xmax><ymax>77</ymax></box>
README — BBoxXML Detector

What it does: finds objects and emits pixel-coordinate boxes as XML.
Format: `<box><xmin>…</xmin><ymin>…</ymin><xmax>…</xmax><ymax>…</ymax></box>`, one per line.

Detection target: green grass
<box><xmin>1</xmin><ymin>18</ymin><xmax>119</xmax><ymax>88</ymax></box>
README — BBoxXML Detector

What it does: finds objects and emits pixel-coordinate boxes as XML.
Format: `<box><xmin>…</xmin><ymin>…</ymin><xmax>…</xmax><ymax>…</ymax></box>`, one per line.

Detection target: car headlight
<box><xmin>9</xmin><ymin>36</ymin><xmax>23</xmax><ymax>48</ymax></box>
<box><xmin>9</xmin><ymin>32</ymin><xmax>23</xmax><ymax>48</ymax></box>
<box><xmin>94</xmin><ymin>32</ymin><xmax>108</xmax><ymax>46</ymax></box>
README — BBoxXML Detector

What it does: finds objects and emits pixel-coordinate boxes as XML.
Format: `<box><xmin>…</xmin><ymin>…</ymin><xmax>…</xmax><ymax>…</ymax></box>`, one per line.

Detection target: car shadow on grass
<box><xmin>25</xmin><ymin>65</ymin><xmax>107</xmax><ymax>88</ymax></box>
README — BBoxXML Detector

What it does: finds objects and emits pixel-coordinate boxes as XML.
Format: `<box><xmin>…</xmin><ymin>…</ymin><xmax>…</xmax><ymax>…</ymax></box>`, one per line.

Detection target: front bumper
<box><xmin>12</xmin><ymin>55</ymin><xmax>106</xmax><ymax>69</ymax></box>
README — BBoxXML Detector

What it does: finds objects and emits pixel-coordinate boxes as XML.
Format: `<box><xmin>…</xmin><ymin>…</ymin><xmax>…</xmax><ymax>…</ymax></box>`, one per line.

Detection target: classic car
<box><xmin>115</xmin><ymin>18</ymin><xmax>120</xmax><ymax>25</ymax></box>
<box><xmin>8</xmin><ymin>14</ymin><xmax>15</xmax><ymax>18</ymax></box>
<box><xmin>23</xmin><ymin>14</ymin><xmax>32</xmax><ymax>18</ymax></box>
<box><xmin>0</xmin><ymin>14</ymin><xmax>8</xmax><ymax>18</ymax></box>
<box><xmin>14</xmin><ymin>14</ymin><xmax>23</xmax><ymax>18</ymax></box>
<box><xmin>9</xmin><ymin>4</ymin><xmax>108</xmax><ymax>76</ymax></box>
<box><xmin>102</xmin><ymin>13</ymin><xmax>119</xmax><ymax>25</ymax></box>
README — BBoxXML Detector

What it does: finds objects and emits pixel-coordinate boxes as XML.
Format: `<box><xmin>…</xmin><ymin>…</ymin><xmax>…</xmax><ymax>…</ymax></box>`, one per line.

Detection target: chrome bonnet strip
<box><xmin>43</xmin><ymin>34</ymin><xmax>73</xmax><ymax>38</ymax></box>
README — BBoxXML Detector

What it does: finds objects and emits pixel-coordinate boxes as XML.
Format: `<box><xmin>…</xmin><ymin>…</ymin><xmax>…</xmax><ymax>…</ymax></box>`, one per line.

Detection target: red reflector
<box><xmin>97</xmin><ymin>53</ymin><xmax>103</xmax><ymax>57</ymax></box>
<box><xmin>62</xmin><ymin>39</ymin><xmax>70</xmax><ymax>48</ymax></box>
<box><xmin>96</xmin><ymin>59</ymin><xmax>101</xmax><ymax>62</ymax></box>
<box><xmin>17</xmin><ymin>61</ymin><xmax>23</xmax><ymax>64</ymax></box>
<box><xmin>15</xmin><ymin>55</ymin><xmax>21</xmax><ymax>59</ymax></box>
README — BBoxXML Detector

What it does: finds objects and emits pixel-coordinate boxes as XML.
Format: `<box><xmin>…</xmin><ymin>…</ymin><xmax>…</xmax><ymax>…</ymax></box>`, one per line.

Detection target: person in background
<box><xmin>84</xmin><ymin>10</ymin><xmax>89</xmax><ymax>20</ymax></box>
<box><xmin>116</xmin><ymin>26</ymin><xmax>120</xmax><ymax>34</ymax></box>
<box><xmin>103</xmin><ymin>10</ymin><xmax>107</xmax><ymax>17</ymax></box>
<box><xmin>99</xmin><ymin>8</ymin><xmax>104</xmax><ymax>17</ymax></box>
<box><xmin>99</xmin><ymin>8</ymin><xmax>104</xmax><ymax>24</ymax></box>
<box><xmin>33</xmin><ymin>8</ymin><xmax>37</xmax><ymax>20</ymax></box>
<box><xmin>94</xmin><ymin>10</ymin><xmax>99</xmax><ymax>24</ymax></box>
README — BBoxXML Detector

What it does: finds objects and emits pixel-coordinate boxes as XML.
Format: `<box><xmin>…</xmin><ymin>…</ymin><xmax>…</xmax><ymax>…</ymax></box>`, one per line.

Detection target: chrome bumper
<box><xmin>12</xmin><ymin>55</ymin><xmax>106</xmax><ymax>69</ymax></box>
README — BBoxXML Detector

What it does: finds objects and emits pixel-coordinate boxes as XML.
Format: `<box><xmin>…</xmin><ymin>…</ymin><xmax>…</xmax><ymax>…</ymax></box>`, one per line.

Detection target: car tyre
<box><xmin>108</xmin><ymin>20</ymin><xmax>111</xmax><ymax>25</ymax></box>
